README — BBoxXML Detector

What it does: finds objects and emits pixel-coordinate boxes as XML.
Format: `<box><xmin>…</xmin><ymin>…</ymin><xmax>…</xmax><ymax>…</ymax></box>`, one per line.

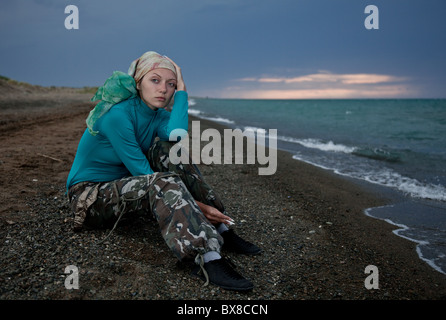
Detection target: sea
<box><xmin>187</xmin><ymin>97</ymin><xmax>446</xmax><ymax>275</ymax></box>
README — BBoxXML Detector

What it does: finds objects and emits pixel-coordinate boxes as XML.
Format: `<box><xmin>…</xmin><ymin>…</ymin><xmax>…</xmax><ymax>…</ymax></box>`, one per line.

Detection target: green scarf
<box><xmin>86</xmin><ymin>71</ymin><xmax>138</xmax><ymax>135</ymax></box>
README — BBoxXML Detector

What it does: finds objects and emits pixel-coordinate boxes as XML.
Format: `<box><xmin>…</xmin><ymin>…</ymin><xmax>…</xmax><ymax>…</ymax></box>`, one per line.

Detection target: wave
<box><xmin>242</xmin><ymin>126</ymin><xmax>267</xmax><ymax>135</ymax></box>
<box><xmin>188</xmin><ymin>108</ymin><xmax>235</xmax><ymax>124</ymax></box>
<box><xmin>188</xmin><ymin>99</ymin><xmax>196</xmax><ymax>106</ymax></box>
<box><xmin>188</xmin><ymin>108</ymin><xmax>202</xmax><ymax>116</ymax></box>
<box><xmin>353</xmin><ymin>147</ymin><xmax>401</xmax><ymax>163</ymax></box>
<box><xmin>292</xmin><ymin>154</ymin><xmax>446</xmax><ymax>201</ymax></box>
<box><xmin>203</xmin><ymin>116</ymin><xmax>235</xmax><ymax>124</ymax></box>
<box><xmin>277</xmin><ymin>135</ymin><xmax>402</xmax><ymax>163</ymax></box>
<box><xmin>395</xmin><ymin>179</ymin><xmax>446</xmax><ymax>202</ymax></box>
<box><xmin>278</xmin><ymin>136</ymin><xmax>357</xmax><ymax>154</ymax></box>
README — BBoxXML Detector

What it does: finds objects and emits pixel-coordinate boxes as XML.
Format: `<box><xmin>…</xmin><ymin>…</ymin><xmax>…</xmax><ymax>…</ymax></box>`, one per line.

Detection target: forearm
<box><xmin>169</xmin><ymin>90</ymin><xmax>188</xmax><ymax>130</ymax></box>
<box><xmin>158</xmin><ymin>91</ymin><xmax>189</xmax><ymax>141</ymax></box>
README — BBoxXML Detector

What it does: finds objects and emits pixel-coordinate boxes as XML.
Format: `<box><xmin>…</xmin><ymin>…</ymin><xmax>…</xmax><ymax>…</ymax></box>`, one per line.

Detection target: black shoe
<box><xmin>222</xmin><ymin>229</ymin><xmax>262</xmax><ymax>255</ymax></box>
<box><xmin>193</xmin><ymin>257</ymin><xmax>254</xmax><ymax>292</ymax></box>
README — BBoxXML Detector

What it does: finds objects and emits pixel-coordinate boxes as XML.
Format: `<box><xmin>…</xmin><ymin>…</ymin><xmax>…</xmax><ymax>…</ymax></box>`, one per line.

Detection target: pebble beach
<box><xmin>1</xmin><ymin>82</ymin><xmax>446</xmax><ymax>306</ymax></box>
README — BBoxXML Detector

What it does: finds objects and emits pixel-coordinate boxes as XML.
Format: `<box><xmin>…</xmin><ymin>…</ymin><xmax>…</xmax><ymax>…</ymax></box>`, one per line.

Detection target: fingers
<box><xmin>164</xmin><ymin>56</ymin><xmax>186</xmax><ymax>91</ymax></box>
<box><xmin>207</xmin><ymin>208</ymin><xmax>234</xmax><ymax>225</ymax></box>
<box><xmin>164</xmin><ymin>56</ymin><xmax>181</xmax><ymax>72</ymax></box>
<box><xmin>208</xmin><ymin>216</ymin><xmax>234</xmax><ymax>226</ymax></box>
<box><xmin>198</xmin><ymin>202</ymin><xmax>233</xmax><ymax>225</ymax></box>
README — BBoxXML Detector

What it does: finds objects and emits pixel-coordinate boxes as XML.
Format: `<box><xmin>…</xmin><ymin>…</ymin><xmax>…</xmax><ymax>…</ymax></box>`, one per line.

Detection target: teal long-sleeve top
<box><xmin>66</xmin><ymin>91</ymin><xmax>188</xmax><ymax>191</ymax></box>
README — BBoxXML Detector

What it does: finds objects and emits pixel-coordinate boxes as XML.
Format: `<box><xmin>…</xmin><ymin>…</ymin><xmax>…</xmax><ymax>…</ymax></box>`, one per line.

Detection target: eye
<box><xmin>168</xmin><ymin>82</ymin><xmax>176</xmax><ymax>88</ymax></box>
<box><xmin>151</xmin><ymin>78</ymin><xmax>160</xmax><ymax>84</ymax></box>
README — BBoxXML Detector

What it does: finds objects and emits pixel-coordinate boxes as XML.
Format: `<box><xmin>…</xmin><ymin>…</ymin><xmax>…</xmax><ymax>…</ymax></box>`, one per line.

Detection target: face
<box><xmin>136</xmin><ymin>68</ymin><xmax>177</xmax><ymax>110</ymax></box>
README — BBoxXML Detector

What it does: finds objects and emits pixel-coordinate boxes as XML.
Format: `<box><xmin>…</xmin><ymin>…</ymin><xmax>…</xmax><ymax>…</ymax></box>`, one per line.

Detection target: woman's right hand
<box><xmin>165</xmin><ymin>56</ymin><xmax>186</xmax><ymax>92</ymax></box>
<box><xmin>195</xmin><ymin>200</ymin><xmax>234</xmax><ymax>226</ymax></box>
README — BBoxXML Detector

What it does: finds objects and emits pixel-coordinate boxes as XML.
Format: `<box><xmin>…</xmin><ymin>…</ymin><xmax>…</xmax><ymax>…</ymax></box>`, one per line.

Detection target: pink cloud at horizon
<box><xmin>220</xmin><ymin>72</ymin><xmax>416</xmax><ymax>99</ymax></box>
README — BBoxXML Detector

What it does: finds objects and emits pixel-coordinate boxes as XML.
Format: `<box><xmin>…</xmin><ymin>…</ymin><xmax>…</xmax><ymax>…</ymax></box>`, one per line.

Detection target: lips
<box><xmin>156</xmin><ymin>97</ymin><xmax>166</xmax><ymax>102</ymax></box>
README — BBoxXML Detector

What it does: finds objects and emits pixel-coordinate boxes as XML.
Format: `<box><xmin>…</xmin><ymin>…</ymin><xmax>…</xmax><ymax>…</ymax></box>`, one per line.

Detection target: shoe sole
<box><xmin>191</xmin><ymin>268</ymin><xmax>254</xmax><ymax>292</ymax></box>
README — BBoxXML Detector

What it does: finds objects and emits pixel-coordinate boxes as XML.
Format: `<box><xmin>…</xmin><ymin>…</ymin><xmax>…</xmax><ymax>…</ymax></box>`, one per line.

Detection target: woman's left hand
<box><xmin>164</xmin><ymin>56</ymin><xmax>186</xmax><ymax>92</ymax></box>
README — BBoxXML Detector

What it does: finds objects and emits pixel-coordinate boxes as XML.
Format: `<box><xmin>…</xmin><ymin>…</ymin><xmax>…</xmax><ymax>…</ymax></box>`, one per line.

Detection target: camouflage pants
<box><xmin>71</xmin><ymin>140</ymin><xmax>225</xmax><ymax>261</ymax></box>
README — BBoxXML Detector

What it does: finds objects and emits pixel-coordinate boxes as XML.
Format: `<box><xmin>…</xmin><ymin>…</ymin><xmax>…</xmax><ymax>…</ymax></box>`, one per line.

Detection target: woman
<box><xmin>66</xmin><ymin>51</ymin><xmax>261</xmax><ymax>292</ymax></box>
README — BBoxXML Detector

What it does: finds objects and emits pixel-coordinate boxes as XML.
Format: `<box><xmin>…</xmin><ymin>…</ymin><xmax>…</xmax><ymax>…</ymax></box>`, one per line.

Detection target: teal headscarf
<box><xmin>86</xmin><ymin>71</ymin><xmax>138</xmax><ymax>135</ymax></box>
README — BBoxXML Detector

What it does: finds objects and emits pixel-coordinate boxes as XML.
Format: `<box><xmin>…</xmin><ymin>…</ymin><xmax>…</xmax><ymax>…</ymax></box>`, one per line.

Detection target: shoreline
<box><xmin>189</xmin><ymin>115</ymin><xmax>446</xmax><ymax>295</ymax></box>
<box><xmin>189</xmin><ymin>112</ymin><xmax>446</xmax><ymax>277</ymax></box>
<box><xmin>1</xmin><ymin>93</ymin><xmax>446</xmax><ymax>300</ymax></box>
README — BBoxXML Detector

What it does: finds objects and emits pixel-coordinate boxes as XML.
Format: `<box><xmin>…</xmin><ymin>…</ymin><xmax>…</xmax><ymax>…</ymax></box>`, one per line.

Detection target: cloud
<box><xmin>237</xmin><ymin>72</ymin><xmax>408</xmax><ymax>85</ymax></box>
<box><xmin>223</xmin><ymin>71</ymin><xmax>415</xmax><ymax>99</ymax></box>
<box><xmin>221</xmin><ymin>86</ymin><xmax>414</xmax><ymax>99</ymax></box>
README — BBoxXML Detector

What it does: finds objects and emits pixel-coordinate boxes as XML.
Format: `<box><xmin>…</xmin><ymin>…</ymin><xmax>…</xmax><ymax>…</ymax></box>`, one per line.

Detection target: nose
<box><xmin>159</xmin><ymin>82</ymin><xmax>168</xmax><ymax>93</ymax></box>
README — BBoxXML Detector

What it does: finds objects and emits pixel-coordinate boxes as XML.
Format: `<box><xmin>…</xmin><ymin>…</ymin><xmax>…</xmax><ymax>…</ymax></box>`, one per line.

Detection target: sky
<box><xmin>1</xmin><ymin>0</ymin><xmax>445</xmax><ymax>99</ymax></box>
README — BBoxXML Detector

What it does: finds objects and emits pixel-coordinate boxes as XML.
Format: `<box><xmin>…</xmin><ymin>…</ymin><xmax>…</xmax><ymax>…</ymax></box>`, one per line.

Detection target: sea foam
<box><xmin>292</xmin><ymin>154</ymin><xmax>446</xmax><ymax>202</ymax></box>
<box><xmin>279</xmin><ymin>136</ymin><xmax>357</xmax><ymax>154</ymax></box>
